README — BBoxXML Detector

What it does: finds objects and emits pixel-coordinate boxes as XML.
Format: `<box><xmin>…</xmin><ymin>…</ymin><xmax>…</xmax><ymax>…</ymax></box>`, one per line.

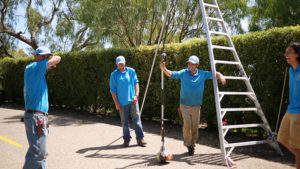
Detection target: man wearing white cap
<box><xmin>23</xmin><ymin>47</ymin><xmax>61</xmax><ymax>169</ymax></box>
<box><xmin>109</xmin><ymin>56</ymin><xmax>147</xmax><ymax>147</ymax></box>
<box><xmin>160</xmin><ymin>55</ymin><xmax>226</xmax><ymax>156</ymax></box>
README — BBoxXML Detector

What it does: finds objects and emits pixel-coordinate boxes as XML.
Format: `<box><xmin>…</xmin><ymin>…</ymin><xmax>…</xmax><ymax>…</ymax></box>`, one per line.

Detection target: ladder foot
<box><xmin>225</xmin><ymin>157</ymin><xmax>238</xmax><ymax>169</ymax></box>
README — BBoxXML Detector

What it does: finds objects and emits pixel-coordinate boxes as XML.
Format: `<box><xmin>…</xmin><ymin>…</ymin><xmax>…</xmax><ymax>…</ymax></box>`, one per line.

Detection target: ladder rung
<box><xmin>221</xmin><ymin>108</ymin><xmax>257</xmax><ymax>112</ymax></box>
<box><xmin>225</xmin><ymin>140</ymin><xmax>272</xmax><ymax>148</ymax></box>
<box><xmin>214</xmin><ymin>60</ymin><xmax>241</xmax><ymax>65</ymax></box>
<box><xmin>203</xmin><ymin>3</ymin><xmax>218</xmax><ymax>9</ymax></box>
<box><xmin>223</xmin><ymin>76</ymin><xmax>247</xmax><ymax>80</ymax></box>
<box><xmin>210</xmin><ymin>31</ymin><xmax>228</xmax><ymax>36</ymax></box>
<box><xmin>219</xmin><ymin>92</ymin><xmax>254</xmax><ymax>95</ymax></box>
<box><xmin>223</xmin><ymin>123</ymin><xmax>264</xmax><ymax>129</ymax></box>
<box><xmin>212</xmin><ymin>45</ymin><xmax>234</xmax><ymax>51</ymax></box>
<box><xmin>207</xmin><ymin>17</ymin><xmax>223</xmax><ymax>22</ymax></box>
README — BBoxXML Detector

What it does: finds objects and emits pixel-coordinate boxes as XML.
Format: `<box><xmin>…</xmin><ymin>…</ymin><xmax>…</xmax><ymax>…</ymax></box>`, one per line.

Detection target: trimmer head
<box><xmin>156</xmin><ymin>149</ymin><xmax>173</xmax><ymax>163</ymax></box>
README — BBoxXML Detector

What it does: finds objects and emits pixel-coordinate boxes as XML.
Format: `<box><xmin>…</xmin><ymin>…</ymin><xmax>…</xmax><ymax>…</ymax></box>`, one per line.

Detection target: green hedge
<box><xmin>1</xmin><ymin>26</ymin><xmax>300</xmax><ymax>129</ymax></box>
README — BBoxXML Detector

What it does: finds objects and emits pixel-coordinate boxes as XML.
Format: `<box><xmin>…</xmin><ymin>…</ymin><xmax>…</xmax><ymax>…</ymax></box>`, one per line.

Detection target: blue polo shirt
<box><xmin>287</xmin><ymin>66</ymin><xmax>300</xmax><ymax>114</ymax></box>
<box><xmin>110</xmin><ymin>67</ymin><xmax>139</xmax><ymax>106</ymax></box>
<box><xmin>24</xmin><ymin>59</ymin><xmax>49</xmax><ymax>113</ymax></box>
<box><xmin>171</xmin><ymin>68</ymin><xmax>212</xmax><ymax>106</ymax></box>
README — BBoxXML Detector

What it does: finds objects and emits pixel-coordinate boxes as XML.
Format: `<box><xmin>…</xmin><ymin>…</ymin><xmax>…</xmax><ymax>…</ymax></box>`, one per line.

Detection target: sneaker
<box><xmin>187</xmin><ymin>146</ymin><xmax>194</xmax><ymax>156</ymax></box>
<box><xmin>123</xmin><ymin>140</ymin><xmax>130</xmax><ymax>147</ymax></box>
<box><xmin>137</xmin><ymin>139</ymin><xmax>147</xmax><ymax>147</ymax></box>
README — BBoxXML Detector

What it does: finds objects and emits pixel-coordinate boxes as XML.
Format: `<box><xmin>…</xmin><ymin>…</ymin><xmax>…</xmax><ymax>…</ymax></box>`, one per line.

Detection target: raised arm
<box><xmin>159</xmin><ymin>62</ymin><xmax>172</xmax><ymax>77</ymax></box>
<box><xmin>47</xmin><ymin>56</ymin><xmax>61</xmax><ymax>69</ymax></box>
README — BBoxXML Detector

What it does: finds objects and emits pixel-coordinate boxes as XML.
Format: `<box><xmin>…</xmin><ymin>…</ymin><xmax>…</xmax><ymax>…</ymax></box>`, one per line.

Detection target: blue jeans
<box><xmin>119</xmin><ymin>102</ymin><xmax>144</xmax><ymax>141</ymax></box>
<box><xmin>23</xmin><ymin>112</ymin><xmax>49</xmax><ymax>169</ymax></box>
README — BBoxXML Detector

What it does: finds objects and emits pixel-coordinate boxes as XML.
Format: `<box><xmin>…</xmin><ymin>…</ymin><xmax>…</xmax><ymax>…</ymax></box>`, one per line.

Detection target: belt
<box><xmin>26</xmin><ymin>110</ymin><xmax>48</xmax><ymax>117</ymax></box>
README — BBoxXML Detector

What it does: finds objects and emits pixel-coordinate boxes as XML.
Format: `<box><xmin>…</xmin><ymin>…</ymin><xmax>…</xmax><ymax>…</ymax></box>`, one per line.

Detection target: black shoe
<box><xmin>187</xmin><ymin>146</ymin><xmax>194</xmax><ymax>156</ymax></box>
<box><xmin>137</xmin><ymin>139</ymin><xmax>147</xmax><ymax>147</ymax></box>
<box><xmin>123</xmin><ymin>140</ymin><xmax>130</xmax><ymax>147</ymax></box>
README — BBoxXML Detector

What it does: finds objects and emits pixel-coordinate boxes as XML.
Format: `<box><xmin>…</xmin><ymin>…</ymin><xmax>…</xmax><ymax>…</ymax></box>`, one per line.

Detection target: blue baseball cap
<box><xmin>187</xmin><ymin>55</ymin><xmax>199</xmax><ymax>64</ymax></box>
<box><xmin>35</xmin><ymin>47</ymin><xmax>53</xmax><ymax>56</ymax></box>
<box><xmin>116</xmin><ymin>56</ymin><xmax>126</xmax><ymax>65</ymax></box>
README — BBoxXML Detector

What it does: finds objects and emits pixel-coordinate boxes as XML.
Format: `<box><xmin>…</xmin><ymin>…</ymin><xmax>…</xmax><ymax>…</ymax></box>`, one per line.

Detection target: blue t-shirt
<box><xmin>24</xmin><ymin>59</ymin><xmax>49</xmax><ymax>113</ymax></box>
<box><xmin>109</xmin><ymin>67</ymin><xmax>139</xmax><ymax>106</ymax></box>
<box><xmin>171</xmin><ymin>68</ymin><xmax>212</xmax><ymax>106</ymax></box>
<box><xmin>287</xmin><ymin>66</ymin><xmax>300</xmax><ymax>114</ymax></box>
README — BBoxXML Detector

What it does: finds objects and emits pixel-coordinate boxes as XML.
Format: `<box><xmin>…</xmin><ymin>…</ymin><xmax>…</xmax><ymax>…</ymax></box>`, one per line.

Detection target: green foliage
<box><xmin>250</xmin><ymin>0</ymin><xmax>300</xmax><ymax>31</ymax></box>
<box><xmin>67</xmin><ymin>0</ymin><xmax>249</xmax><ymax>48</ymax></box>
<box><xmin>27</xmin><ymin>7</ymin><xmax>42</xmax><ymax>32</ymax></box>
<box><xmin>1</xmin><ymin>26</ymin><xmax>300</xmax><ymax>130</ymax></box>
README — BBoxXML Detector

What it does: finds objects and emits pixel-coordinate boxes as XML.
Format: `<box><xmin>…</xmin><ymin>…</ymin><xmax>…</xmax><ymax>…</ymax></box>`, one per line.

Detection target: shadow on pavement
<box><xmin>2</xmin><ymin>115</ymin><xmax>24</xmax><ymax>123</ymax></box>
<box><xmin>77</xmin><ymin>142</ymin><xmax>138</xmax><ymax>154</ymax></box>
<box><xmin>82</xmin><ymin>152</ymin><xmax>249</xmax><ymax>169</ymax></box>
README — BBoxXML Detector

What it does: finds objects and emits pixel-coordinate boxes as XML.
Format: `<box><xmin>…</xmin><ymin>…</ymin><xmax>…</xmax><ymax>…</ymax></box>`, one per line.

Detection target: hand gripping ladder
<box><xmin>199</xmin><ymin>0</ymin><xmax>283</xmax><ymax>165</ymax></box>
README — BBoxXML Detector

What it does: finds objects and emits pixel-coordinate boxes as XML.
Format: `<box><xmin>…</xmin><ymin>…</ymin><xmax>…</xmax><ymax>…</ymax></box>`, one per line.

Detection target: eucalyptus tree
<box><xmin>53</xmin><ymin>0</ymin><xmax>105</xmax><ymax>52</ymax></box>
<box><xmin>250</xmin><ymin>0</ymin><xmax>300</xmax><ymax>31</ymax></box>
<box><xmin>71</xmin><ymin>0</ymin><xmax>249</xmax><ymax>48</ymax></box>
<box><xmin>0</xmin><ymin>0</ymin><xmax>250</xmax><ymax>53</ymax></box>
<box><xmin>0</xmin><ymin>0</ymin><xmax>62</xmax><ymax>51</ymax></box>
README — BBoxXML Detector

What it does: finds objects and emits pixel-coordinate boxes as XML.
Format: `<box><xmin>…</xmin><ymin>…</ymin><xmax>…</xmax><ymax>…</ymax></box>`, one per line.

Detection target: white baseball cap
<box><xmin>35</xmin><ymin>47</ymin><xmax>53</xmax><ymax>56</ymax></box>
<box><xmin>116</xmin><ymin>56</ymin><xmax>126</xmax><ymax>65</ymax></box>
<box><xmin>187</xmin><ymin>55</ymin><xmax>199</xmax><ymax>64</ymax></box>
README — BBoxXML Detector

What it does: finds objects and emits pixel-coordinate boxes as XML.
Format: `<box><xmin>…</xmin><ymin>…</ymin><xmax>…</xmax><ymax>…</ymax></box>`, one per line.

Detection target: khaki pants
<box><xmin>278</xmin><ymin>112</ymin><xmax>300</xmax><ymax>149</ymax></box>
<box><xmin>180</xmin><ymin>104</ymin><xmax>201</xmax><ymax>148</ymax></box>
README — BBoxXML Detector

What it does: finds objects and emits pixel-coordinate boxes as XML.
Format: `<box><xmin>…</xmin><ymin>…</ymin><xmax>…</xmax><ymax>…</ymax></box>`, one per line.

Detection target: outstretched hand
<box><xmin>160</xmin><ymin>62</ymin><xmax>166</xmax><ymax>70</ymax></box>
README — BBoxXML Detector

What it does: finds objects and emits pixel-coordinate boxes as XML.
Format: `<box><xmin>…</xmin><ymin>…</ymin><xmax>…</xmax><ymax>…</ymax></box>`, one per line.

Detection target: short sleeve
<box><xmin>109</xmin><ymin>71</ymin><xmax>117</xmax><ymax>94</ymax></box>
<box><xmin>171</xmin><ymin>69</ymin><xmax>185</xmax><ymax>79</ymax></box>
<box><xmin>203</xmin><ymin>70</ymin><xmax>212</xmax><ymax>80</ymax></box>
<box><xmin>132</xmin><ymin>69</ymin><xmax>139</xmax><ymax>84</ymax></box>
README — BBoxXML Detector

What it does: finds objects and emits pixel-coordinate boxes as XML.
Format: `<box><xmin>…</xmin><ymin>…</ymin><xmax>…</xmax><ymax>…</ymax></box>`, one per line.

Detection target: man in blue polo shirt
<box><xmin>23</xmin><ymin>47</ymin><xmax>61</xmax><ymax>169</ymax></box>
<box><xmin>160</xmin><ymin>55</ymin><xmax>226</xmax><ymax>156</ymax></box>
<box><xmin>278</xmin><ymin>42</ymin><xmax>300</xmax><ymax>169</ymax></box>
<box><xmin>110</xmin><ymin>56</ymin><xmax>146</xmax><ymax>147</ymax></box>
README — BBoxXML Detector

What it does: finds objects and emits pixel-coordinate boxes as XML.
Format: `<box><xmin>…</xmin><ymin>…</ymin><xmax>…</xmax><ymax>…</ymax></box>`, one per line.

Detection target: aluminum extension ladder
<box><xmin>199</xmin><ymin>0</ymin><xmax>283</xmax><ymax>165</ymax></box>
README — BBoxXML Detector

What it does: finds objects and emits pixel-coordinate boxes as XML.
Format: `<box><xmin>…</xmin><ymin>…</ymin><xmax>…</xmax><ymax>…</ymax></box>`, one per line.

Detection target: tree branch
<box><xmin>118</xmin><ymin>11</ymin><xmax>136</xmax><ymax>47</ymax></box>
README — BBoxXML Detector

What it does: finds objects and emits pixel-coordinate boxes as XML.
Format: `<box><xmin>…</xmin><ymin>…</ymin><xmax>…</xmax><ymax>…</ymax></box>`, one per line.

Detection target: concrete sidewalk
<box><xmin>0</xmin><ymin>105</ymin><xmax>295</xmax><ymax>169</ymax></box>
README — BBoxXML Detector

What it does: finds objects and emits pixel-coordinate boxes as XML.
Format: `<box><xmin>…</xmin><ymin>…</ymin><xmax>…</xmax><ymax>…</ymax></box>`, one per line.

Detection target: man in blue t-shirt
<box><xmin>160</xmin><ymin>55</ymin><xmax>226</xmax><ymax>156</ymax></box>
<box><xmin>110</xmin><ymin>56</ymin><xmax>146</xmax><ymax>147</ymax></box>
<box><xmin>278</xmin><ymin>42</ymin><xmax>300</xmax><ymax>169</ymax></box>
<box><xmin>23</xmin><ymin>47</ymin><xmax>61</xmax><ymax>169</ymax></box>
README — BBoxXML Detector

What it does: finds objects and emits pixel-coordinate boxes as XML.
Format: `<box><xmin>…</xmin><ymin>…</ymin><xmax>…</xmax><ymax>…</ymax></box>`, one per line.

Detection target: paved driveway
<box><xmin>0</xmin><ymin>105</ymin><xmax>295</xmax><ymax>169</ymax></box>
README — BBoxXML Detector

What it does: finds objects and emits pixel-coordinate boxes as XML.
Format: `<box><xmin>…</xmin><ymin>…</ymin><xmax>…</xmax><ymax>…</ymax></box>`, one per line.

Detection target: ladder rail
<box><xmin>199</xmin><ymin>0</ymin><xmax>227</xmax><ymax>164</ymax></box>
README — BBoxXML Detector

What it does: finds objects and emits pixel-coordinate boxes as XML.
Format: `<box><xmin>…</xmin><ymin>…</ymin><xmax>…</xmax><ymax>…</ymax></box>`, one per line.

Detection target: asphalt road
<box><xmin>0</xmin><ymin>105</ymin><xmax>296</xmax><ymax>169</ymax></box>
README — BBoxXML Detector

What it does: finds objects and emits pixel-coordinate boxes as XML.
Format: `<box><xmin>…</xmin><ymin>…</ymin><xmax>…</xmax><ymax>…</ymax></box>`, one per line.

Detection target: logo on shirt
<box><xmin>297</xmin><ymin>75</ymin><xmax>300</xmax><ymax>81</ymax></box>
